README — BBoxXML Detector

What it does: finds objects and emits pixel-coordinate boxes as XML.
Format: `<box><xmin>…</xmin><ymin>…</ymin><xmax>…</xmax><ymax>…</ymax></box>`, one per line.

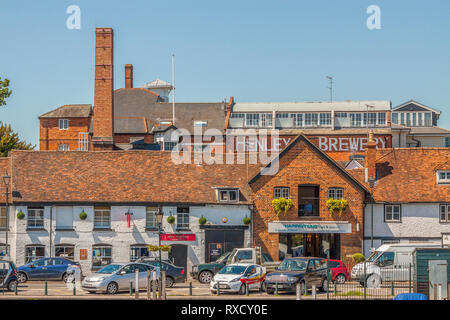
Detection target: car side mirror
<box><xmin>119</xmin><ymin>270</ymin><xmax>126</xmax><ymax>275</ymax></box>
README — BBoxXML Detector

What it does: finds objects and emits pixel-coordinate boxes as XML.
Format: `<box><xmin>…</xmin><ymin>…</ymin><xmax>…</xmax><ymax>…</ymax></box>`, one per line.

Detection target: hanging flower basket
<box><xmin>243</xmin><ymin>216</ymin><xmax>251</xmax><ymax>225</ymax></box>
<box><xmin>79</xmin><ymin>210</ymin><xmax>88</xmax><ymax>220</ymax></box>
<box><xmin>17</xmin><ymin>210</ymin><xmax>25</xmax><ymax>220</ymax></box>
<box><xmin>272</xmin><ymin>198</ymin><xmax>294</xmax><ymax>217</ymax></box>
<box><xmin>199</xmin><ymin>216</ymin><xmax>207</xmax><ymax>225</ymax></box>
<box><xmin>326</xmin><ymin>198</ymin><xmax>349</xmax><ymax>217</ymax></box>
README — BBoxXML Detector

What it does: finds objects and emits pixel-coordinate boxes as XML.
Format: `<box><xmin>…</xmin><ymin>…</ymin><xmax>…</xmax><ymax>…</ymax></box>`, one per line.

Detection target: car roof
<box><xmin>227</xmin><ymin>263</ymin><xmax>258</xmax><ymax>267</ymax></box>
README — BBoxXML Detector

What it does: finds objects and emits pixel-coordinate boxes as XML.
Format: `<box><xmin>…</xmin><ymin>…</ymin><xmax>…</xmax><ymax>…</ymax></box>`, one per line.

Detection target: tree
<box><xmin>0</xmin><ymin>121</ymin><xmax>35</xmax><ymax>157</ymax></box>
<box><xmin>0</xmin><ymin>77</ymin><xmax>12</xmax><ymax>106</ymax></box>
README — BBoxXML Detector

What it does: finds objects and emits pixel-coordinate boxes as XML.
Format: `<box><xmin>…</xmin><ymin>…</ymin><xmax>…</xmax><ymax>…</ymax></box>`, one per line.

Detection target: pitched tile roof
<box><xmin>39</xmin><ymin>104</ymin><xmax>92</xmax><ymax>118</ymax></box>
<box><xmin>349</xmin><ymin>148</ymin><xmax>450</xmax><ymax>203</ymax></box>
<box><xmin>9</xmin><ymin>151</ymin><xmax>260</xmax><ymax>204</ymax></box>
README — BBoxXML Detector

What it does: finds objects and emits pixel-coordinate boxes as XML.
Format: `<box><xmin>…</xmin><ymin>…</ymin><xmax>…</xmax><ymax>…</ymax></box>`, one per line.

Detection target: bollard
<box><xmin>304</xmin><ymin>279</ymin><xmax>308</xmax><ymax>296</ymax></box>
<box><xmin>437</xmin><ymin>284</ymin><xmax>442</xmax><ymax>300</ymax></box>
<box><xmin>44</xmin><ymin>280</ymin><xmax>48</xmax><ymax>296</ymax></box>
<box><xmin>147</xmin><ymin>270</ymin><xmax>151</xmax><ymax>300</ymax></box>
<box><xmin>275</xmin><ymin>282</ymin><xmax>278</xmax><ymax>295</ymax></box>
<box><xmin>135</xmin><ymin>269</ymin><xmax>140</xmax><ymax>300</ymax></box>
<box><xmin>245</xmin><ymin>283</ymin><xmax>249</xmax><ymax>296</ymax></box>
<box><xmin>189</xmin><ymin>282</ymin><xmax>193</xmax><ymax>296</ymax></box>
<box><xmin>161</xmin><ymin>270</ymin><xmax>166</xmax><ymax>300</ymax></box>
<box><xmin>312</xmin><ymin>285</ymin><xmax>316</xmax><ymax>299</ymax></box>
<box><xmin>152</xmin><ymin>271</ymin><xmax>157</xmax><ymax>300</ymax></box>
<box><xmin>391</xmin><ymin>281</ymin><xmax>394</xmax><ymax>296</ymax></box>
<box><xmin>334</xmin><ymin>282</ymin><xmax>337</xmax><ymax>294</ymax></box>
<box><xmin>409</xmin><ymin>263</ymin><xmax>412</xmax><ymax>293</ymax></box>
<box><xmin>217</xmin><ymin>281</ymin><xmax>220</xmax><ymax>296</ymax></box>
<box><xmin>129</xmin><ymin>280</ymin><xmax>133</xmax><ymax>296</ymax></box>
<box><xmin>296</xmin><ymin>282</ymin><xmax>301</xmax><ymax>300</ymax></box>
<box><xmin>363</xmin><ymin>262</ymin><xmax>367</xmax><ymax>300</ymax></box>
<box><xmin>14</xmin><ymin>281</ymin><xmax>18</xmax><ymax>295</ymax></box>
<box><xmin>73</xmin><ymin>281</ymin><xmax>76</xmax><ymax>296</ymax></box>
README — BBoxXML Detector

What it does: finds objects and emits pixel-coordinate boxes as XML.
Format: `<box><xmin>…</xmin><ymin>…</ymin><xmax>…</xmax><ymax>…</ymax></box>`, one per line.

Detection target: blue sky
<box><xmin>0</xmin><ymin>0</ymin><xmax>449</xmax><ymax>146</ymax></box>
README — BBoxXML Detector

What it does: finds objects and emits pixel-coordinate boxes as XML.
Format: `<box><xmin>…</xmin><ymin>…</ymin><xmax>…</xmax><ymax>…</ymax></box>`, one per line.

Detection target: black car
<box><xmin>135</xmin><ymin>258</ymin><xmax>185</xmax><ymax>287</ymax></box>
<box><xmin>0</xmin><ymin>260</ymin><xmax>18</xmax><ymax>292</ymax></box>
<box><xmin>264</xmin><ymin>257</ymin><xmax>329</xmax><ymax>294</ymax></box>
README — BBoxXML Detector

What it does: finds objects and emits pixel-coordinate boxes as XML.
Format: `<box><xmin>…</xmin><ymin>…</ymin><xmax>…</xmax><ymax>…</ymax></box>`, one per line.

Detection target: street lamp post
<box><xmin>368</xmin><ymin>177</ymin><xmax>376</xmax><ymax>253</ymax></box>
<box><xmin>2</xmin><ymin>172</ymin><xmax>11</xmax><ymax>258</ymax></box>
<box><xmin>154</xmin><ymin>206</ymin><xmax>164</xmax><ymax>279</ymax></box>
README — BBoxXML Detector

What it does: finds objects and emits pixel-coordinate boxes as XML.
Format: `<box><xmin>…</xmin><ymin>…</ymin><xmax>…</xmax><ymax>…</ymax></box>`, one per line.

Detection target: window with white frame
<box><xmin>319</xmin><ymin>113</ymin><xmax>331</xmax><ymax>126</ymax></box>
<box><xmin>363</xmin><ymin>113</ymin><xmax>377</xmax><ymax>126</ymax></box>
<box><xmin>335</xmin><ymin>112</ymin><xmax>347</xmax><ymax>118</ymax></box>
<box><xmin>245</xmin><ymin>114</ymin><xmax>259</xmax><ymax>127</ymax></box>
<box><xmin>218</xmin><ymin>189</ymin><xmax>239</xmax><ymax>202</ymax></box>
<box><xmin>437</xmin><ymin>171</ymin><xmax>450</xmax><ymax>184</ymax></box>
<box><xmin>274</xmin><ymin>187</ymin><xmax>290</xmax><ymax>199</ymax></box>
<box><xmin>231</xmin><ymin>113</ymin><xmax>244</xmax><ymax>118</ymax></box>
<box><xmin>0</xmin><ymin>207</ymin><xmax>6</xmax><ymax>230</ymax></box>
<box><xmin>94</xmin><ymin>206</ymin><xmax>111</xmax><ymax>229</ymax></box>
<box><xmin>439</xmin><ymin>204</ymin><xmax>450</xmax><ymax>223</ymax></box>
<box><xmin>391</xmin><ymin>113</ymin><xmax>398</xmax><ymax>124</ymax></box>
<box><xmin>58</xmin><ymin>119</ymin><xmax>69</xmax><ymax>130</ymax></box>
<box><xmin>378</xmin><ymin>112</ymin><xmax>386</xmax><ymax>125</ymax></box>
<box><xmin>55</xmin><ymin>245</ymin><xmax>75</xmax><ymax>260</ymax></box>
<box><xmin>424</xmin><ymin>112</ymin><xmax>432</xmax><ymax>126</ymax></box>
<box><xmin>92</xmin><ymin>245</ymin><xmax>112</xmax><ymax>268</ymax></box>
<box><xmin>260</xmin><ymin>113</ymin><xmax>272</xmax><ymax>127</ymax></box>
<box><xmin>58</xmin><ymin>144</ymin><xmax>69</xmax><ymax>151</ymax></box>
<box><xmin>305</xmin><ymin>113</ymin><xmax>318</xmax><ymax>126</ymax></box>
<box><xmin>25</xmin><ymin>245</ymin><xmax>45</xmax><ymax>263</ymax></box>
<box><xmin>385</xmin><ymin>205</ymin><xmax>401</xmax><ymax>222</ymax></box>
<box><xmin>146</xmin><ymin>207</ymin><xmax>158</xmax><ymax>229</ymax></box>
<box><xmin>290</xmin><ymin>113</ymin><xmax>303</xmax><ymax>127</ymax></box>
<box><xmin>27</xmin><ymin>208</ymin><xmax>44</xmax><ymax>229</ymax></box>
<box><xmin>130</xmin><ymin>245</ymin><xmax>149</xmax><ymax>261</ymax></box>
<box><xmin>328</xmin><ymin>187</ymin><xmax>344</xmax><ymax>200</ymax></box>
<box><xmin>176</xmin><ymin>207</ymin><xmax>190</xmax><ymax>230</ymax></box>
<box><xmin>350</xmin><ymin>113</ymin><xmax>362</xmax><ymax>126</ymax></box>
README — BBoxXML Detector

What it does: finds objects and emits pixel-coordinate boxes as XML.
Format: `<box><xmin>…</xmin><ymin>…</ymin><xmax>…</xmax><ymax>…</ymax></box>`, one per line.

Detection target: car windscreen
<box><xmin>96</xmin><ymin>264</ymin><xmax>122</xmax><ymax>274</ymax></box>
<box><xmin>366</xmin><ymin>251</ymin><xmax>382</xmax><ymax>262</ymax></box>
<box><xmin>277</xmin><ymin>259</ymin><xmax>307</xmax><ymax>271</ymax></box>
<box><xmin>215</xmin><ymin>252</ymin><xmax>230</xmax><ymax>263</ymax></box>
<box><xmin>218</xmin><ymin>265</ymin><xmax>246</xmax><ymax>275</ymax></box>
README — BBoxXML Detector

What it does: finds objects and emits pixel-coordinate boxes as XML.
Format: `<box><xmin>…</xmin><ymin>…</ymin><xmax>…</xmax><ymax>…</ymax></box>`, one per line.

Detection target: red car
<box><xmin>329</xmin><ymin>259</ymin><xmax>348</xmax><ymax>284</ymax></box>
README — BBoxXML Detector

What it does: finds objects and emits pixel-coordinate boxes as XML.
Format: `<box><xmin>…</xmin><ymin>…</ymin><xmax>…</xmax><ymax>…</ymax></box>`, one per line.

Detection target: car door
<box><xmin>116</xmin><ymin>264</ymin><xmax>137</xmax><ymax>290</ymax></box>
<box><xmin>137</xmin><ymin>264</ymin><xmax>152</xmax><ymax>289</ymax></box>
<box><xmin>28</xmin><ymin>258</ymin><xmax>48</xmax><ymax>280</ymax></box>
<box><xmin>0</xmin><ymin>262</ymin><xmax>7</xmax><ymax>287</ymax></box>
<box><xmin>243</xmin><ymin>265</ymin><xmax>258</xmax><ymax>290</ymax></box>
<box><xmin>377</xmin><ymin>252</ymin><xmax>395</xmax><ymax>281</ymax></box>
<box><xmin>46</xmin><ymin>258</ymin><xmax>67</xmax><ymax>280</ymax></box>
<box><xmin>306</xmin><ymin>259</ymin><xmax>321</xmax><ymax>286</ymax></box>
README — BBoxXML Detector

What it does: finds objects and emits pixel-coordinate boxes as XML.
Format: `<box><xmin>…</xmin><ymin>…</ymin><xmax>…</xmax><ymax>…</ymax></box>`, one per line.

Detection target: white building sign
<box><xmin>268</xmin><ymin>221</ymin><xmax>352</xmax><ymax>234</ymax></box>
<box><xmin>318</xmin><ymin>136</ymin><xmax>388</xmax><ymax>152</ymax></box>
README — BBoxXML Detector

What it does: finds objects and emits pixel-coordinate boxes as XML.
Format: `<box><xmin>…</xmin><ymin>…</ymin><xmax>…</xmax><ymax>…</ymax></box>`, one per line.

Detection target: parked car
<box><xmin>351</xmin><ymin>243</ymin><xmax>441</xmax><ymax>288</ymax></box>
<box><xmin>191</xmin><ymin>252</ymin><xmax>232</xmax><ymax>283</ymax></box>
<box><xmin>135</xmin><ymin>258</ymin><xmax>185</xmax><ymax>287</ymax></box>
<box><xmin>210</xmin><ymin>263</ymin><xmax>266</xmax><ymax>295</ymax></box>
<box><xmin>329</xmin><ymin>259</ymin><xmax>348</xmax><ymax>284</ymax></box>
<box><xmin>0</xmin><ymin>260</ymin><xmax>18</xmax><ymax>292</ymax></box>
<box><xmin>17</xmin><ymin>257</ymin><xmax>81</xmax><ymax>283</ymax></box>
<box><xmin>264</xmin><ymin>257</ymin><xmax>329</xmax><ymax>294</ymax></box>
<box><xmin>82</xmin><ymin>262</ymin><xmax>160</xmax><ymax>294</ymax></box>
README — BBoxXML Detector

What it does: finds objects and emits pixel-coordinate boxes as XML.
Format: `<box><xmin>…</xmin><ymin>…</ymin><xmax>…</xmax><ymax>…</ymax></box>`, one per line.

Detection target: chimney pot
<box><xmin>125</xmin><ymin>64</ymin><xmax>133</xmax><ymax>89</ymax></box>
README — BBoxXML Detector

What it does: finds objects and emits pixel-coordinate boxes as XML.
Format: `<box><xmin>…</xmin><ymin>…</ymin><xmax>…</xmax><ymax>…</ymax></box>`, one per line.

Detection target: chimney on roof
<box><xmin>92</xmin><ymin>28</ymin><xmax>115</xmax><ymax>151</ymax></box>
<box><xmin>365</xmin><ymin>130</ymin><xmax>377</xmax><ymax>180</ymax></box>
<box><xmin>125</xmin><ymin>64</ymin><xmax>133</xmax><ymax>88</ymax></box>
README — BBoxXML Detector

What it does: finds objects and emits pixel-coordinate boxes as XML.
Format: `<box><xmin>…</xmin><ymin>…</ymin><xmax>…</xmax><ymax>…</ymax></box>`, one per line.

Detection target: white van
<box><xmin>351</xmin><ymin>243</ymin><xmax>441</xmax><ymax>287</ymax></box>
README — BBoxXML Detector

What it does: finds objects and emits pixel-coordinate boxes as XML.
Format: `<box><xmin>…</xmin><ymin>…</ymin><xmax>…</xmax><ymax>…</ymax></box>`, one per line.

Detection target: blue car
<box><xmin>17</xmin><ymin>257</ymin><xmax>81</xmax><ymax>283</ymax></box>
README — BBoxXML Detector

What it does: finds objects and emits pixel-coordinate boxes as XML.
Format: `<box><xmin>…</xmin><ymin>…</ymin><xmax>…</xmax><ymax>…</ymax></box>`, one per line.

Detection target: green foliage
<box><xmin>167</xmin><ymin>215</ymin><xmax>175</xmax><ymax>224</ymax></box>
<box><xmin>147</xmin><ymin>245</ymin><xmax>171</xmax><ymax>252</ymax></box>
<box><xmin>0</xmin><ymin>77</ymin><xmax>12</xmax><ymax>107</ymax></box>
<box><xmin>0</xmin><ymin>121</ymin><xmax>35</xmax><ymax>157</ymax></box>
<box><xmin>199</xmin><ymin>216</ymin><xmax>207</xmax><ymax>225</ymax></box>
<box><xmin>243</xmin><ymin>216</ymin><xmax>251</xmax><ymax>225</ymax></box>
<box><xmin>272</xmin><ymin>198</ymin><xmax>294</xmax><ymax>217</ymax></box>
<box><xmin>79</xmin><ymin>210</ymin><xmax>88</xmax><ymax>220</ymax></box>
<box><xmin>352</xmin><ymin>253</ymin><xmax>365</xmax><ymax>263</ymax></box>
<box><xmin>17</xmin><ymin>210</ymin><xmax>25</xmax><ymax>220</ymax></box>
<box><xmin>326</xmin><ymin>198</ymin><xmax>349</xmax><ymax>217</ymax></box>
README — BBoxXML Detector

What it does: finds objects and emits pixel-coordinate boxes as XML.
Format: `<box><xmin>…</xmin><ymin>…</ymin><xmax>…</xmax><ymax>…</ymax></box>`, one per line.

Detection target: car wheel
<box><xmin>7</xmin><ymin>280</ymin><xmax>18</xmax><ymax>292</ymax></box>
<box><xmin>62</xmin><ymin>272</ymin><xmax>73</xmax><ymax>283</ymax></box>
<box><xmin>239</xmin><ymin>283</ymin><xmax>246</xmax><ymax>295</ymax></box>
<box><xmin>198</xmin><ymin>271</ymin><xmax>214</xmax><ymax>284</ymax></box>
<box><xmin>320</xmin><ymin>278</ymin><xmax>329</xmax><ymax>292</ymax></box>
<box><xmin>17</xmin><ymin>272</ymin><xmax>27</xmax><ymax>283</ymax></box>
<box><xmin>106</xmin><ymin>282</ymin><xmax>119</xmax><ymax>294</ymax></box>
<box><xmin>335</xmin><ymin>274</ymin><xmax>346</xmax><ymax>284</ymax></box>
<box><xmin>261</xmin><ymin>281</ymin><xmax>266</xmax><ymax>292</ymax></box>
<box><xmin>266</xmin><ymin>288</ymin><xmax>275</xmax><ymax>295</ymax></box>
<box><xmin>366</xmin><ymin>274</ymin><xmax>381</xmax><ymax>288</ymax></box>
<box><xmin>166</xmin><ymin>276</ymin><xmax>174</xmax><ymax>288</ymax></box>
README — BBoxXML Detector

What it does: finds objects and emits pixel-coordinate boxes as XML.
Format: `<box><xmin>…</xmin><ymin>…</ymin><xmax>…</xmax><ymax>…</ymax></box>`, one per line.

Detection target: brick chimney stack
<box><xmin>92</xmin><ymin>28</ymin><xmax>115</xmax><ymax>151</ymax></box>
<box><xmin>125</xmin><ymin>64</ymin><xmax>133</xmax><ymax>88</ymax></box>
<box><xmin>365</xmin><ymin>130</ymin><xmax>377</xmax><ymax>180</ymax></box>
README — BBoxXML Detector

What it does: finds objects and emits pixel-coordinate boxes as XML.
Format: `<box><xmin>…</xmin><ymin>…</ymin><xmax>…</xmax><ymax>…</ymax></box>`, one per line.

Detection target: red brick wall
<box><xmin>250</xmin><ymin>138</ymin><xmax>366</xmax><ymax>269</ymax></box>
<box><xmin>92</xmin><ymin>28</ymin><xmax>114</xmax><ymax>150</ymax></box>
<box><xmin>39</xmin><ymin>118</ymin><xmax>91</xmax><ymax>151</ymax></box>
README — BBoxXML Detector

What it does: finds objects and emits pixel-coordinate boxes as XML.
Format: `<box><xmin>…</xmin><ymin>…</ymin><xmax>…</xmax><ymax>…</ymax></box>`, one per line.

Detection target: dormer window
<box><xmin>59</xmin><ymin>119</ymin><xmax>69</xmax><ymax>130</ymax></box>
<box><xmin>437</xmin><ymin>171</ymin><xmax>450</xmax><ymax>184</ymax></box>
<box><xmin>217</xmin><ymin>189</ymin><xmax>239</xmax><ymax>202</ymax></box>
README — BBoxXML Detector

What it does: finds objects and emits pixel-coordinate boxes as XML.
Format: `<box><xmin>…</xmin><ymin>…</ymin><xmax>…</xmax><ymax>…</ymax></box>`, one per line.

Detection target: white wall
<box><xmin>363</xmin><ymin>203</ymin><xmax>446</xmax><ymax>255</ymax></box>
<box><xmin>10</xmin><ymin>204</ymin><xmax>251</xmax><ymax>275</ymax></box>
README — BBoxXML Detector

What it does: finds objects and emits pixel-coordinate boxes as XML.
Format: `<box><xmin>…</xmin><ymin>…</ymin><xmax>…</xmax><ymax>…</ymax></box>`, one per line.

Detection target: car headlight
<box><xmin>192</xmin><ymin>266</ymin><xmax>198</xmax><ymax>273</ymax></box>
<box><xmin>287</xmin><ymin>276</ymin><xmax>297</xmax><ymax>282</ymax></box>
<box><xmin>230</xmin><ymin>277</ymin><xmax>241</xmax><ymax>283</ymax></box>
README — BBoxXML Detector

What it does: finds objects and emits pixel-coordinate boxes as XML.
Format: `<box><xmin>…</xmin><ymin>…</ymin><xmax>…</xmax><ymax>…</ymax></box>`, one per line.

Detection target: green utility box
<box><xmin>413</xmin><ymin>248</ymin><xmax>450</xmax><ymax>299</ymax></box>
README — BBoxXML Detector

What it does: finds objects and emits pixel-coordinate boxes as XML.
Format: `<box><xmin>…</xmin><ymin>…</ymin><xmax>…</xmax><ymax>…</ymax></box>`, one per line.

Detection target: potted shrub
<box><xmin>79</xmin><ymin>210</ymin><xmax>88</xmax><ymax>220</ymax></box>
<box><xmin>167</xmin><ymin>215</ymin><xmax>175</xmax><ymax>224</ymax></box>
<box><xmin>243</xmin><ymin>216</ymin><xmax>251</xmax><ymax>225</ymax></box>
<box><xmin>326</xmin><ymin>198</ymin><xmax>349</xmax><ymax>217</ymax></box>
<box><xmin>17</xmin><ymin>210</ymin><xmax>25</xmax><ymax>220</ymax></box>
<box><xmin>272</xmin><ymin>198</ymin><xmax>294</xmax><ymax>217</ymax></box>
<box><xmin>198</xmin><ymin>216</ymin><xmax>207</xmax><ymax>225</ymax></box>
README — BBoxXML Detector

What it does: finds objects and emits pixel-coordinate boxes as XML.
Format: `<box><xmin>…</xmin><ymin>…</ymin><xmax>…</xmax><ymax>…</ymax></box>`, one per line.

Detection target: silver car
<box><xmin>82</xmin><ymin>263</ymin><xmax>160</xmax><ymax>294</ymax></box>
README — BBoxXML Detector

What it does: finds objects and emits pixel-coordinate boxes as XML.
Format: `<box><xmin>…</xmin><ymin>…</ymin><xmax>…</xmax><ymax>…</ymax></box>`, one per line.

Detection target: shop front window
<box><xmin>298</xmin><ymin>185</ymin><xmax>319</xmax><ymax>216</ymax></box>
